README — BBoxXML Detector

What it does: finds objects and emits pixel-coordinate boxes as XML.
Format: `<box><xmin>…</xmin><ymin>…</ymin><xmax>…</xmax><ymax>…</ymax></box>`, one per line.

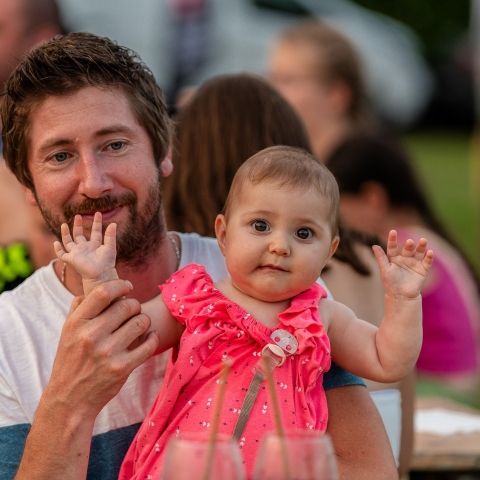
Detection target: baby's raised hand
<box><xmin>54</xmin><ymin>212</ymin><xmax>117</xmax><ymax>282</ymax></box>
<box><xmin>372</xmin><ymin>230</ymin><xmax>434</xmax><ymax>298</ymax></box>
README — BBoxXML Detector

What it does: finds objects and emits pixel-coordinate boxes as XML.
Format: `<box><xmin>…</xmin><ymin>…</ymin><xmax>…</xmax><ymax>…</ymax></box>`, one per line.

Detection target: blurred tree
<box><xmin>256</xmin><ymin>0</ymin><xmax>470</xmax><ymax>58</ymax></box>
<box><xmin>353</xmin><ymin>1</ymin><xmax>474</xmax><ymax>129</ymax></box>
<box><xmin>353</xmin><ymin>1</ymin><xmax>469</xmax><ymax>59</ymax></box>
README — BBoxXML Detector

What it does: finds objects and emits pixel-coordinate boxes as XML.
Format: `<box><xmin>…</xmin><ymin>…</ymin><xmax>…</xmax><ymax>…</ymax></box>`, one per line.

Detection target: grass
<box><xmin>403</xmin><ymin>130</ymin><xmax>479</xmax><ymax>272</ymax></box>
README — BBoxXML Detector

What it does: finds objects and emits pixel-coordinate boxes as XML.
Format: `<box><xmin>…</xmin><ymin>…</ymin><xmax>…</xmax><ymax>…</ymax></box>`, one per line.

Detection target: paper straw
<box><xmin>262</xmin><ymin>354</ymin><xmax>292</xmax><ymax>480</ymax></box>
<box><xmin>202</xmin><ymin>357</ymin><xmax>233</xmax><ymax>480</ymax></box>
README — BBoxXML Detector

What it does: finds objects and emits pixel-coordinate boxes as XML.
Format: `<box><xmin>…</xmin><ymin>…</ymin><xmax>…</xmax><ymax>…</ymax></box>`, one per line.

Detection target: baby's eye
<box><xmin>296</xmin><ymin>227</ymin><xmax>313</xmax><ymax>240</ymax></box>
<box><xmin>251</xmin><ymin>220</ymin><xmax>270</xmax><ymax>233</ymax></box>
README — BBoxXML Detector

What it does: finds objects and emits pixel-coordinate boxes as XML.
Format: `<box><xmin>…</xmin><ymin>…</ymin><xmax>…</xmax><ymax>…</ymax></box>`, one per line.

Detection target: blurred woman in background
<box><xmin>327</xmin><ymin>132</ymin><xmax>480</xmax><ymax>397</ymax></box>
<box><xmin>267</xmin><ymin>19</ymin><xmax>377</xmax><ymax>163</ymax></box>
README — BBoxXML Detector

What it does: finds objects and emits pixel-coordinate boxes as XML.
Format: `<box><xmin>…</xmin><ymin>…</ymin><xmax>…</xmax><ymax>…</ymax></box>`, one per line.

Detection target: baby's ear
<box><xmin>214</xmin><ymin>214</ymin><xmax>227</xmax><ymax>256</ymax></box>
<box><xmin>329</xmin><ymin>235</ymin><xmax>340</xmax><ymax>258</ymax></box>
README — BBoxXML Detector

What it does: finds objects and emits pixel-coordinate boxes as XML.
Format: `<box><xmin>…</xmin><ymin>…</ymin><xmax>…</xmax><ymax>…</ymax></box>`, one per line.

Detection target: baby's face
<box><xmin>216</xmin><ymin>180</ymin><xmax>339</xmax><ymax>302</ymax></box>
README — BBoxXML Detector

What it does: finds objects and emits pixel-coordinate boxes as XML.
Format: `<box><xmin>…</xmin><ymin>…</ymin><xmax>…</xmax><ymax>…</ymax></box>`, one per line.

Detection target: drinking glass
<box><xmin>252</xmin><ymin>430</ymin><xmax>338</xmax><ymax>480</ymax></box>
<box><xmin>161</xmin><ymin>433</ymin><xmax>246</xmax><ymax>480</ymax></box>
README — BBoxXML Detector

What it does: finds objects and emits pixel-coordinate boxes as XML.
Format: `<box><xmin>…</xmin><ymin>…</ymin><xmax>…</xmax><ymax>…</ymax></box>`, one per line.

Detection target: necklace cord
<box><xmin>167</xmin><ymin>232</ymin><xmax>181</xmax><ymax>267</ymax></box>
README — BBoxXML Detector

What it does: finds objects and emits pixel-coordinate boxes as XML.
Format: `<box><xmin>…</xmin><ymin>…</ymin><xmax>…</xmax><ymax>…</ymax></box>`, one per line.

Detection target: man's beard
<box><xmin>37</xmin><ymin>182</ymin><xmax>164</xmax><ymax>268</ymax></box>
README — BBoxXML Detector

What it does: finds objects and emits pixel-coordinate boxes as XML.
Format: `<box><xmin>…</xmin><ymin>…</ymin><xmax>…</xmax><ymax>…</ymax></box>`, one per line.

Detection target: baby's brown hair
<box><xmin>224</xmin><ymin>145</ymin><xmax>339</xmax><ymax>236</ymax></box>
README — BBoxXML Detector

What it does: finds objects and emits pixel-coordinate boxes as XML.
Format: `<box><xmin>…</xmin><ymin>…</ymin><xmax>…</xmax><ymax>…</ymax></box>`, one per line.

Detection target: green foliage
<box><xmin>403</xmin><ymin>131</ymin><xmax>479</xmax><ymax>272</ymax></box>
<box><xmin>416</xmin><ymin>377</ymin><xmax>480</xmax><ymax>409</ymax></box>
<box><xmin>253</xmin><ymin>1</ymin><xmax>470</xmax><ymax>59</ymax></box>
<box><xmin>352</xmin><ymin>1</ymin><xmax>470</xmax><ymax>59</ymax></box>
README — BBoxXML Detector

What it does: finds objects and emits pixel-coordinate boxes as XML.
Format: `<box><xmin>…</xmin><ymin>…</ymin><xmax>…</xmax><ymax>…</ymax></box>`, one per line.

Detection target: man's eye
<box><xmin>52</xmin><ymin>152</ymin><xmax>70</xmax><ymax>162</ymax></box>
<box><xmin>252</xmin><ymin>220</ymin><xmax>269</xmax><ymax>232</ymax></box>
<box><xmin>109</xmin><ymin>141</ymin><xmax>125</xmax><ymax>151</ymax></box>
<box><xmin>296</xmin><ymin>227</ymin><xmax>313</xmax><ymax>240</ymax></box>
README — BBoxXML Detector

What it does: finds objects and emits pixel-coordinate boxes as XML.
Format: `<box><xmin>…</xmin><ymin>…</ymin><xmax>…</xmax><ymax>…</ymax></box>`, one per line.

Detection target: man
<box><xmin>0</xmin><ymin>0</ymin><xmax>64</xmax><ymax>284</ymax></box>
<box><xmin>0</xmin><ymin>33</ymin><xmax>397</xmax><ymax>479</ymax></box>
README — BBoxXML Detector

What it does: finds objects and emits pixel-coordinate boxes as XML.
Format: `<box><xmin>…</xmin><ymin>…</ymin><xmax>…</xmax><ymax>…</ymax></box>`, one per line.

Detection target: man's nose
<box><xmin>77</xmin><ymin>153</ymin><xmax>114</xmax><ymax>198</ymax></box>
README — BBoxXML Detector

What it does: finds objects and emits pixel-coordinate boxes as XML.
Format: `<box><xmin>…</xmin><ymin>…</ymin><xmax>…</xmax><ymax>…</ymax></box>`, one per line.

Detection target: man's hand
<box><xmin>15</xmin><ymin>279</ymin><xmax>160</xmax><ymax>480</ymax></box>
<box><xmin>48</xmin><ymin>278</ymin><xmax>159</xmax><ymax>416</ymax></box>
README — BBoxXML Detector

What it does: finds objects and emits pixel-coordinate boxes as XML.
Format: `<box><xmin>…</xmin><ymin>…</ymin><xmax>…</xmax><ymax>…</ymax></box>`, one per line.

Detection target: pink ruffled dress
<box><xmin>119</xmin><ymin>264</ymin><xmax>331</xmax><ymax>479</ymax></box>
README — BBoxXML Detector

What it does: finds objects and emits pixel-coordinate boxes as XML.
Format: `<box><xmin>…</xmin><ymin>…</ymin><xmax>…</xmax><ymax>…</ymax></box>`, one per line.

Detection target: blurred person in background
<box><xmin>0</xmin><ymin>0</ymin><xmax>64</xmax><ymax>91</ymax></box>
<box><xmin>0</xmin><ymin>205</ymin><xmax>57</xmax><ymax>292</ymax></box>
<box><xmin>164</xmin><ymin>72</ymin><xmax>413</xmax><ymax>476</ymax></box>
<box><xmin>267</xmin><ymin>19</ymin><xmax>378</xmax><ymax>163</ymax></box>
<box><xmin>0</xmin><ymin>0</ymin><xmax>64</xmax><ymax>290</ymax></box>
<box><xmin>327</xmin><ymin>132</ymin><xmax>480</xmax><ymax>398</ymax></box>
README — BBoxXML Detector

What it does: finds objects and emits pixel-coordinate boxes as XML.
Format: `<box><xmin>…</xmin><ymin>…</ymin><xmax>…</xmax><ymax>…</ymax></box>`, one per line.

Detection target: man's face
<box><xmin>0</xmin><ymin>0</ymin><xmax>31</xmax><ymax>88</ymax></box>
<box><xmin>26</xmin><ymin>86</ymin><xmax>164</xmax><ymax>266</ymax></box>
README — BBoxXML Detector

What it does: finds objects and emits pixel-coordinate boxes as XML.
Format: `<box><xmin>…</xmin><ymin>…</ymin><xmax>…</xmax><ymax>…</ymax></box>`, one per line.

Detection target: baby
<box><xmin>54</xmin><ymin>146</ymin><xmax>433</xmax><ymax>479</ymax></box>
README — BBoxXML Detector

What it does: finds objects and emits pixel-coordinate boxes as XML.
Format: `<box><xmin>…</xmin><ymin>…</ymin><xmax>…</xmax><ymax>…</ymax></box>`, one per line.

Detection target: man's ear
<box><xmin>26</xmin><ymin>188</ymin><xmax>38</xmax><ymax>206</ymax></box>
<box><xmin>160</xmin><ymin>146</ymin><xmax>173</xmax><ymax>177</ymax></box>
<box><xmin>214</xmin><ymin>214</ymin><xmax>227</xmax><ymax>256</ymax></box>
